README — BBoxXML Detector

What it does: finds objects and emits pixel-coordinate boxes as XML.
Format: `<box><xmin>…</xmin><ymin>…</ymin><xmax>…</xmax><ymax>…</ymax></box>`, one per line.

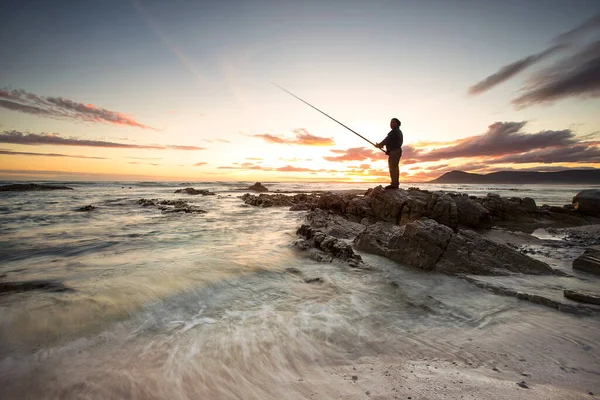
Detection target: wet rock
<box><xmin>138</xmin><ymin>198</ymin><xmax>207</xmax><ymax>214</ymax></box>
<box><xmin>564</xmin><ymin>289</ymin><xmax>600</xmax><ymax>305</ymax></box>
<box><xmin>0</xmin><ymin>279</ymin><xmax>74</xmax><ymax>295</ymax></box>
<box><xmin>573</xmin><ymin>189</ymin><xmax>600</xmax><ymax>217</ymax></box>
<box><xmin>174</xmin><ymin>187</ymin><xmax>216</xmax><ymax>195</ymax></box>
<box><xmin>77</xmin><ymin>205</ymin><xmax>95</xmax><ymax>212</ymax></box>
<box><xmin>306</xmin><ymin>209</ymin><xmax>365</xmax><ymax>239</ymax></box>
<box><xmin>304</xmin><ymin>277</ymin><xmax>324</xmax><ymax>284</ymax></box>
<box><xmin>285</xmin><ymin>267</ymin><xmax>302</xmax><ymax>275</ymax></box>
<box><xmin>516</xmin><ymin>381</ymin><xmax>529</xmax><ymax>389</ymax></box>
<box><xmin>573</xmin><ymin>246</ymin><xmax>600</xmax><ymax>275</ymax></box>
<box><xmin>354</xmin><ymin>218</ymin><xmax>554</xmax><ymax>276</ymax></box>
<box><xmin>0</xmin><ymin>183</ymin><xmax>73</xmax><ymax>191</ymax></box>
<box><xmin>241</xmin><ymin>192</ymin><xmax>319</xmax><ymax>210</ymax></box>
<box><xmin>297</xmin><ymin>224</ymin><xmax>363</xmax><ymax>266</ymax></box>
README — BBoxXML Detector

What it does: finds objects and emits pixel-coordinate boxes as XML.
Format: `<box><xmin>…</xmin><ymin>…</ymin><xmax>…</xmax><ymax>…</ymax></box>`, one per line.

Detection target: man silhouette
<box><xmin>375</xmin><ymin>118</ymin><xmax>403</xmax><ymax>189</ymax></box>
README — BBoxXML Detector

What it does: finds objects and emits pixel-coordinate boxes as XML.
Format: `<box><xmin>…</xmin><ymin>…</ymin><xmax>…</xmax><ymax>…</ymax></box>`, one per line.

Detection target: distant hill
<box><xmin>430</xmin><ymin>170</ymin><xmax>600</xmax><ymax>184</ymax></box>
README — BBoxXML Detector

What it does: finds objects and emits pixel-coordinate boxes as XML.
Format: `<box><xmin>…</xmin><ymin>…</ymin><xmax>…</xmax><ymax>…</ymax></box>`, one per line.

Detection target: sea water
<box><xmin>0</xmin><ymin>181</ymin><xmax>599</xmax><ymax>399</ymax></box>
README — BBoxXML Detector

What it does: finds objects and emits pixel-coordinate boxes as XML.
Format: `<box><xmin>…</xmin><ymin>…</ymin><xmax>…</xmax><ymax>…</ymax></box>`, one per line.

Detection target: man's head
<box><xmin>390</xmin><ymin>118</ymin><xmax>401</xmax><ymax>129</ymax></box>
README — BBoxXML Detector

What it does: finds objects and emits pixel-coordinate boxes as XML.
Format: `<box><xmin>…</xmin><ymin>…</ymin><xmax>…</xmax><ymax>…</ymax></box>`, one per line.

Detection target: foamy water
<box><xmin>1</xmin><ymin>181</ymin><xmax>599</xmax><ymax>399</ymax></box>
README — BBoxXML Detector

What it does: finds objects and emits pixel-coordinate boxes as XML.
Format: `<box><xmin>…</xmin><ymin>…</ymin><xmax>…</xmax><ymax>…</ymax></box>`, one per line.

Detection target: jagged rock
<box><xmin>573</xmin><ymin>189</ymin><xmax>600</xmax><ymax>217</ymax></box>
<box><xmin>453</xmin><ymin>194</ymin><xmax>493</xmax><ymax>229</ymax></box>
<box><xmin>77</xmin><ymin>205</ymin><xmax>95</xmax><ymax>212</ymax></box>
<box><xmin>305</xmin><ymin>209</ymin><xmax>365</xmax><ymax>239</ymax></box>
<box><xmin>564</xmin><ymin>289</ymin><xmax>600</xmax><ymax>305</ymax></box>
<box><xmin>297</xmin><ymin>223</ymin><xmax>363</xmax><ymax>267</ymax></box>
<box><xmin>285</xmin><ymin>267</ymin><xmax>302</xmax><ymax>275</ymax></box>
<box><xmin>241</xmin><ymin>192</ymin><xmax>319</xmax><ymax>210</ymax></box>
<box><xmin>138</xmin><ymin>198</ymin><xmax>207</xmax><ymax>214</ymax></box>
<box><xmin>0</xmin><ymin>183</ymin><xmax>73</xmax><ymax>191</ymax></box>
<box><xmin>572</xmin><ymin>245</ymin><xmax>600</xmax><ymax>274</ymax></box>
<box><xmin>354</xmin><ymin>218</ymin><xmax>554</xmax><ymax>276</ymax></box>
<box><xmin>174</xmin><ymin>187</ymin><xmax>216</xmax><ymax>195</ymax></box>
<box><xmin>247</xmin><ymin>182</ymin><xmax>269</xmax><ymax>192</ymax></box>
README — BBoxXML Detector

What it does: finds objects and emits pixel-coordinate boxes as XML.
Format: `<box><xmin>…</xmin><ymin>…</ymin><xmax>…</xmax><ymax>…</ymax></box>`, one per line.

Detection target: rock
<box><xmin>247</xmin><ymin>182</ymin><xmax>269</xmax><ymax>192</ymax></box>
<box><xmin>285</xmin><ymin>267</ymin><xmax>302</xmax><ymax>275</ymax></box>
<box><xmin>77</xmin><ymin>205</ymin><xmax>95</xmax><ymax>212</ymax></box>
<box><xmin>0</xmin><ymin>279</ymin><xmax>74</xmax><ymax>295</ymax></box>
<box><xmin>0</xmin><ymin>183</ymin><xmax>73</xmax><ymax>191</ymax></box>
<box><xmin>454</xmin><ymin>194</ymin><xmax>493</xmax><ymax>229</ymax></box>
<box><xmin>516</xmin><ymin>381</ymin><xmax>529</xmax><ymax>389</ymax></box>
<box><xmin>297</xmin><ymin>223</ymin><xmax>363</xmax><ymax>266</ymax></box>
<box><xmin>174</xmin><ymin>187</ymin><xmax>216</xmax><ymax>195</ymax></box>
<box><xmin>304</xmin><ymin>277</ymin><xmax>324</xmax><ymax>284</ymax></box>
<box><xmin>564</xmin><ymin>289</ymin><xmax>600</xmax><ymax>305</ymax></box>
<box><xmin>306</xmin><ymin>209</ymin><xmax>365</xmax><ymax>239</ymax></box>
<box><xmin>354</xmin><ymin>218</ymin><xmax>554</xmax><ymax>276</ymax></box>
<box><xmin>573</xmin><ymin>246</ymin><xmax>600</xmax><ymax>274</ymax></box>
<box><xmin>138</xmin><ymin>198</ymin><xmax>207</xmax><ymax>214</ymax></box>
<box><xmin>573</xmin><ymin>189</ymin><xmax>600</xmax><ymax>217</ymax></box>
<box><xmin>241</xmin><ymin>192</ymin><xmax>320</xmax><ymax>210</ymax></box>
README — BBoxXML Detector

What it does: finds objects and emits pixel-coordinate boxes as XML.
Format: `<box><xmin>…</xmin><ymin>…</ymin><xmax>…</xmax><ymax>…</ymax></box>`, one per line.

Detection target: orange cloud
<box><xmin>324</xmin><ymin>147</ymin><xmax>384</xmax><ymax>162</ymax></box>
<box><xmin>250</xmin><ymin>128</ymin><xmax>334</xmax><ymax>146</ymax></box>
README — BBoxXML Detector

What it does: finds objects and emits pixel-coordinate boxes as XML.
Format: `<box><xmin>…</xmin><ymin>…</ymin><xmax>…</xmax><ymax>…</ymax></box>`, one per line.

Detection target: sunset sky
<box><xmin>1</xmin><ymin>0</ymin><xmax>599</xmax><ymax>182</ymax></box>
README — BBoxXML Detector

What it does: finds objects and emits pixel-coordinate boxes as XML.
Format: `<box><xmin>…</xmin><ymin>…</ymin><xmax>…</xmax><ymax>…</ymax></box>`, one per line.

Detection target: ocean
<box><xmin>1</xmin><ymin>181</ymin><xmax>599</xmax><ymax>399</ymax></box>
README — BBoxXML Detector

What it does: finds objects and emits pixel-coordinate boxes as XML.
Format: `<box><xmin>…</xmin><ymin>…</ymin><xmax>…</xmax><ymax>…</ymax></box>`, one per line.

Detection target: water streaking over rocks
<box><xmin>1</xmin><ymin>181</ymin><xmax>599</xmax><ymax>399</ymax></box>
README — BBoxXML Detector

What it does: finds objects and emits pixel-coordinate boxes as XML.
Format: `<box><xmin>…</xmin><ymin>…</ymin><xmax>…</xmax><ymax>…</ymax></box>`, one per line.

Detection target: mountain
<box><xmin>430</xmin><ymin>170</ymin><xmax>600</xmax><ymax>184</ymax></box>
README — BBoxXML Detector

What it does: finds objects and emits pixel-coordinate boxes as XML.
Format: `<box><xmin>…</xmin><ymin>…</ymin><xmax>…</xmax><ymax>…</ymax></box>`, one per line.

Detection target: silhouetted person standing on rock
<box><xmin>375</xmin><ymin>118</ymin><xmax>403</xmax><ymax>189</ymax></box>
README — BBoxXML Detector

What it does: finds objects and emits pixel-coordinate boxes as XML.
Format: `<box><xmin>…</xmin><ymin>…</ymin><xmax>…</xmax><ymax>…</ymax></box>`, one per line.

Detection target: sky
<box><xmin>1</xmin><ymin>0</ymin><xmax>599</xmax><ymax>182</ymax></box>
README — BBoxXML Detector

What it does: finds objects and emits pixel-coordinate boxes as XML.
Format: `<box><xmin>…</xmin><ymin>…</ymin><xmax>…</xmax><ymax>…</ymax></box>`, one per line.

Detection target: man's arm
<box><xmin>375</xmin><ymin>131</ymin><xmax>392</xmax><ymax>148</ymax></box>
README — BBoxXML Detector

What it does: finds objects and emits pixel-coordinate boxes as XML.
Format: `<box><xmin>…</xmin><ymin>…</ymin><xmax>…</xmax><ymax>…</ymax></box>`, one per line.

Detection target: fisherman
<box><xmin>375</xmin><ymin>118</ymin><xmax>403</xmax><ymax>189</ymax></box>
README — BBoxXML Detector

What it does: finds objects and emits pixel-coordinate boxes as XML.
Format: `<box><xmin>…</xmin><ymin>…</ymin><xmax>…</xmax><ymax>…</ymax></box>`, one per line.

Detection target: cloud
<box><xmin>512</xmin><ymin>40</ymin><xmax>600</xmax><ymax>108</ymax></box>
<box><xmin>467</xmin><ymin>13</ymin><xmax>600</xmax><ymax>106</ymax></box>
<box><xmin>0</xmin><ymin>149</ymin><xmax>108</xmax><ymax>159</ymax></box>
<box><xmin>323</xmin><ymin>147</ymin><xmax>383</xmax><ymax>162</ymax></box>
<box><xmin>410</xmin><ymin>122</ymin><xmax>576</xmax><ymax>162</ymax></box>
<box><xmin>468</xmin><ymin>45</ymin><xmax>564</xmax><ymax>95</ymax></box>
<box><xmin>0</xmin><ymin>130</ymin><xmax>206</xmax><ymax>150</ymax></box>
<box><xmin>246</xmin><ymin>157</ymin><xmax>263</xmax><ymax>161</ymax></box>
<box><xmin>490</xmin><ymin>144</ymin><xmax>600</xmax><ymax>164</ymax></box>
<box><xmin>193</xmin><ymin>162</ymin><xmax>208</xmax><ymax>166</ymax></box>
<box><xmin>251</xmin><ymin>128</ymin><xmax>334</xmax><ymax>146</ymax></box>
<box><xmin>126</xmin><ymin>157</ymin><xmax>162</xmax><ymax>160</ymax></box>
<box><xmin>0</xmin><ymin>88</ymin><xmax>155</xmax><ymax>129</ymax></box>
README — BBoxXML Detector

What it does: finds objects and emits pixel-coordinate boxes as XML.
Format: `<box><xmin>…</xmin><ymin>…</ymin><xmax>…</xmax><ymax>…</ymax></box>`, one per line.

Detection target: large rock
<box><xmin>354</xmin><ymin>218</ymin><xmax>554</xmax><ymax>276</ymax></box>
<box><xmin>296</xmin><ymin>223</ymin><xmax>363</xmax><ymax>267</ymax></box>
<box><xmin>453</xmin><ymin>194</ymin><xmax>493</xmax><ymax>229</ymax></box>
<box><xmin>564</xmin><ymin>289</ymin><xmax>600</xmax><ymax>305</ymax></box>
<box><xmin>305</xmin><ymin>208</ymin><xmax>365</xmax><ymax>239</ymax></box>
<box><xmin>572</xmin><ymin>245</ymin><xmax>600</xmax><ymax>275</ymax></box>
<box><xmin>247</xmin><ymin>182</ymin><xmax>269</xmax><ymax>192</ymax></box>
<box><xmin>0</xmin><ymin>183</ymin><xmax>73</xmax><ymax>191</ymax></box>
<box><xmin>241</xmin><ymin>193</ymin><xmax>319</xmax><ymax>210</ymax></box>
<box><xmin>573</xmin><ymin>190</ymin><xmax>600</xmax><ymax>217</ymax></box>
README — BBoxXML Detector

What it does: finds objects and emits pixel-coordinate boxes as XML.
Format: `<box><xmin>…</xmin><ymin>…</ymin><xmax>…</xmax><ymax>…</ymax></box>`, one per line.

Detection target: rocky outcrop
<box><xmin>174</xmin><ymin>188</ymin><xmax>216</xmax><ymax>195</ymax></box>
<box><xmin>0</xmin><ymin>183</ymin><xmax>73</xmax><ymax>191</ymax></box>
<box><xmin>77</xmin><ymin>205</ymin><xmax>95</xmax><ymax>212</ymax></box>
<box><xmin>564</xmin><ymin>289</ymin><xmax>600</xmax><ymax>305</ymax></box>
<box><xmin>240</xmin><ymin>193</ymin><xmax>319</xmax><ymax>210</ymax></box>
<box><xmin>573</xmin><ymin>245</ymin><xmax>600</xmax><ymax>275</ymax></box>
<box><xmin>295</xmin><ymin>223</ymin><xmax>363</xmax><ymax>268</ymax></box>
<box><xmin>138</xmin><ymin>198</ymin><xmax>207</xmax><ymax>214</ymax></box>
<box><xmin>238</xmin><ymin>182</ymin><xmax>269</xmax><ymax>192</ymax></box>
<box><xmin>353</xmin><ymin>218</ymin><xmax>554</xmax><ymax>276</ymax></box>
<box><xmin>573</xmin><ymin>189</ymin><xmax>600</xmax><ymax>217</ymax></box>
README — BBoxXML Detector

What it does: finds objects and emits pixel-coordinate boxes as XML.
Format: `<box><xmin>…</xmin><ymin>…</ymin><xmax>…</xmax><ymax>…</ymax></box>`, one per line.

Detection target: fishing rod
<box><xmin>272</xmin><ymin>83</ymin><xmax>387</xmax><ymax>154</ymax></box>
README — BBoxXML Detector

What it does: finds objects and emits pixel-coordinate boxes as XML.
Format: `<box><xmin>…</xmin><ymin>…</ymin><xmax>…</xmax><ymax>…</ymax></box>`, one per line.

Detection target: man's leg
<box><xmin>388</xmin><ymin>149</ymin><xmax>402</xmax><ymax>187</ymax></box>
